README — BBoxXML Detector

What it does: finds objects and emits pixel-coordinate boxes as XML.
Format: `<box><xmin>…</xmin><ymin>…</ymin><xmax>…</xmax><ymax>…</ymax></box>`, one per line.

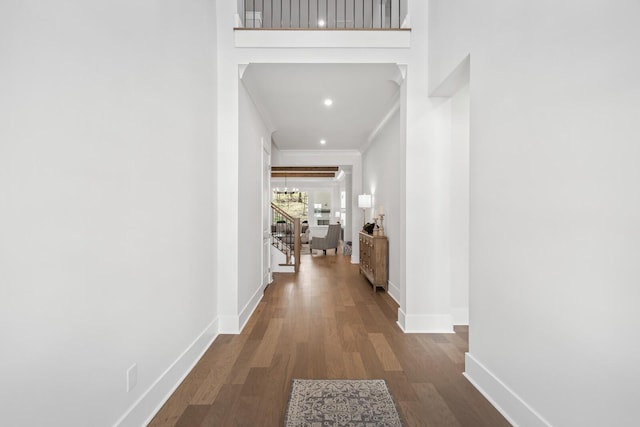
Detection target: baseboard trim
<box><xmin>451</xmin><ymin>307</ymin><xmax>469</xmax><ymax>325</ymax></box>
<box><xmin>396</xmin><ymin>308</ymin><xmax>454</xmax><ymax>333</ymax></box>
<box><xmin>396</xmin><ymin>307</ymin><xmax>407</xmax><ymax>332</ymax></box>
<box><xmin>387</xmin><ymin>280</ymin><xmax>400</xmax><ymax>305</ymax></box>
<box><xmin>238</xmin><ymin>282</ymin><xmax>267</xmax><ymax>332</ymax></box>
<box><xmin>115</xmin><ymin>318</ymin><xmax>219</xmax><ymax>427</ymax></box>
<box><xmin>464</xmin><ymin>353</ymin><xmax>551</xmax><ymax>427</ymax></box>
<box><xmin>218</xmin><ymin>314</ymin><xmax>240</xmax><ymax>333</ymax></box>
<box><xmin>218</xmin><ymin>282</ymin><xmax>266</xmax><ymax>334</ymax></box>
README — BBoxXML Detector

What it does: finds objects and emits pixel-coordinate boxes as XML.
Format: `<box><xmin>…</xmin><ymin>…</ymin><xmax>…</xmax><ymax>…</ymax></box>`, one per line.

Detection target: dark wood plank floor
<box><xmin>149</xmin><ymin>251</ymin><xmax>511</xmax><ymax>426</ymax></box>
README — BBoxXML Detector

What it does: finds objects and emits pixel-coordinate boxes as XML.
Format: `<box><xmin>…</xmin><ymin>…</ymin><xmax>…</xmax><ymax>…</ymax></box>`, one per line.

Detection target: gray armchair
<box><xmin>310</xmin><ymin>224</ymin><xmax>341</xmax><ymax>255</ymax></box>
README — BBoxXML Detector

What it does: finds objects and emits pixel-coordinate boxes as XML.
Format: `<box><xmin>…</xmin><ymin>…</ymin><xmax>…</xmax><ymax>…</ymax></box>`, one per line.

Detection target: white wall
<box><xmin>237</xmin><ymin>78</ymin><xmax>272</xmax><ymax>328</ymax></box>
<box><xmin>450</xmin><ymin>84</ymin><xmax>470</xmax><ymax>325</ymax></box>
<box><xmin>397</xmin><ymin>0</ymin><xmax>455</xmax><ymax>333</ymax></box>
<box><xmin>362</xmin><ymin>108</ymin><xmax>402</xmax><ymax>302</ymax></box>
<box><xmin>0</xmin><ymin>1</ymin><xmax>218</xmax><ymax>426</ymax></box>
<box><xmin>430</xmin><ymin>1</ymin><xmax>640</xmax><ymax>426</ymax></box>
<box><xmin>271</xmin><ymin>142</ymin><xmax>283</xmax><ymax>164</ymax></box>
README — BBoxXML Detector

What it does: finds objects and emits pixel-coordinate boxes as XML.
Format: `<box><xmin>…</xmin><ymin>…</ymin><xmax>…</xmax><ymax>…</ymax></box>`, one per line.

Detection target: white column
<box><xmin>216</xmin><ymin>55</ymin><xmax>241</xmax><ymax>332</ymax></box>
<box><xmin>351</xmin><ymin>160</ymin><xmax>363</xmax><ymax>264</ymax></box>
<box><xmin>306</xmin><ymin>191</ymin><xmax>315</xmax><ymax>226</ymax></box>
<box><xmin>399</xmin><ymin>64</ymin><xmax>454</xmax><ymax>333</ymax></box>
<box><xmin>344</xmin><ymin>170</ymin><xmax>353</xmax><ymax>245</ymax></box>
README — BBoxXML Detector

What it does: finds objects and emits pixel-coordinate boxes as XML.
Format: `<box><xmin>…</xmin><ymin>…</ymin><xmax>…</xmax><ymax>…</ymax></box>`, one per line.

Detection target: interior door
<box><xmin>262</xmin><ymin>139</ymin><xmax>272</xmax><ymax>286</ymax></box>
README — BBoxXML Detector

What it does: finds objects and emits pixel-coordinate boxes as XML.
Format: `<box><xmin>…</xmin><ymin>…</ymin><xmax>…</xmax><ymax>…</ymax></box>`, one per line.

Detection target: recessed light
<box><xmin>318</xmin><ymin>19</ymin><xmax>326</xmax><ymax>27</ymax></box>
<box><xmin>320</xmin><ymin>139</ymin><xmax>327</xmax><ymax>145</ymax></box>
<box><xmin>323</xmin><ymin>98</ymin><xmax>333</xmax><ymax>107</ymax></box>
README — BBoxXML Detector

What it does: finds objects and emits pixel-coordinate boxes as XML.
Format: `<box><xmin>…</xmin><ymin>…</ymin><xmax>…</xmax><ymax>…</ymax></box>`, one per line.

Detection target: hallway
<box><xmin>149</xmin><ymin>252</ymin><xmax>510</xmax><ymax>426</ymax></box>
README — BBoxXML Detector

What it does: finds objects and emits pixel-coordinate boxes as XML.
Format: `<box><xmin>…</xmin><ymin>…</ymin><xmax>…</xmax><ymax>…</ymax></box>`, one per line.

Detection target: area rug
<box><xmin>284</xmin><ymin>379</ymin><xmax>403</xmax><ymax>426</ymax></box>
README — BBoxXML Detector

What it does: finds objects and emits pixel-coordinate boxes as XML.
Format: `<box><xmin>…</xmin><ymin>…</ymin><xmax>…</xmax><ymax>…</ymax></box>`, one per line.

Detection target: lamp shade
<box><xmin>358</xmin><ymin>194</ymin><xmax>372</xmax><ymax>209</ymax></box>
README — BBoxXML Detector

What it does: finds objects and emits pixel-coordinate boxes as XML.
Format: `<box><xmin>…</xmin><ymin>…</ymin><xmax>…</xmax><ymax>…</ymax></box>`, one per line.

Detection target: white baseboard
<box><xmin>218</xmin><ymin>314</ymin><xmax>240</xmax><ymax>333</ymax></box>
<box><xmin>238</xmin><ymin>282</ymin><xmax>266</xmax><ymax>332</ymax></box>
<box><xmin>387</xmin><ymin>280</ymin><xmax>400</xmax><ymax>305</ymax></box>
<box><xmin>351</xmin><ymin>253</ymin><xmax>360</xmax><ymax>264</ymax></box>
<box><xmin>396</xmin><ymin>308</ymin><xmax>454</xmax><ymax>333</ymax></box>
<box><xmin>397</xmin><ymin>307</ymin><xmax>406</xmax><ymax>331</ymax></box>
<box><xmin>451</xmin><ymin>307</ymin><xmax>469</xmax><ymax>325</ymax></box>
<box><xmin>115</xmin><ymin>318</ymin><xmax>219</xmax><ymax>427</ymax></box>
<box><xmin>464</xmin><ymin>353</ymin><xmax>551</xmax><ymax>427</ymax></box>
<box><xmin>219</xmin><ymin>282</ymin><xmax>266</xmax><ymax>334</ymax></box>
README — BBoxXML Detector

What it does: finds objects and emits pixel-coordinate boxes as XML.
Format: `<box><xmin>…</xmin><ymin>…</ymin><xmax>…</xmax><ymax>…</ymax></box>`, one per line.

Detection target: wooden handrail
<box><xmin>271</xmin><ymin>202</ymin><xmax>295</xmax><ymax>222</ymax></box>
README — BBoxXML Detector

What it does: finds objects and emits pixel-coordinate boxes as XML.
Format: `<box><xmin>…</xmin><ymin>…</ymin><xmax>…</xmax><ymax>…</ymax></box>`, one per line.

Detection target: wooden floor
<box><xmin>149</xmin><ymin>251</ymin><xmax>511</xmax><ymax>427</ymax></box>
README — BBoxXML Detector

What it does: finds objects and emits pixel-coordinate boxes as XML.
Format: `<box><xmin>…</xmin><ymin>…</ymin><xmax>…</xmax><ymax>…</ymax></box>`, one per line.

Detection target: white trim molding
<box><xmin>218</xmin><ymin>315</ymin><xmax>241</xmax><ymax>334</ymax></box>
<box><xmin>115</xmin><ymin>319</ymin><xmax>219</xmax><ymax>427</ymax></box>
<box><xmin>219</xmin><ymin>282</ymin><xmax>267</xmax><ymax>334</ymax></box>
<box><xmin>451</xmin><ymin>307</ymin><xmax>469</xmax><ymax>326</ymax></box>
<box><xmin>234</xmin><ymin>29</ymin><xmax>411</xmax><ymax>49</ymax></box>
<box><xmin>396</xmin><ymin>308</ymin><xmax>454</xmax><ymax>333</ymax></box>
<box><xmin>387</xmin><ymin>280</ymin><xmax>401</xmax><ymax>305</ymax></box>
<box><xmin>239</xmin><ymin>282</ymin><xmax>267</xmax><ymax>332</ymax></box>
<box><xmin>464</xmin><ymin>353</ymin><xmax>552</xmax><ymax>427</ymax></box>
<box><xmin>361</xmin><ymin>94</ymin><xmax>400</xmax><ymax>153</ymax></box>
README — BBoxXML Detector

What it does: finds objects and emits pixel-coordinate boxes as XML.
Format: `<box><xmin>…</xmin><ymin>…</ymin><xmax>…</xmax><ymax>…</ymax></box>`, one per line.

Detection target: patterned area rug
<box><xmin>285</xmin><ymin>379</ymin><xmax>403</xmax><ymax>426</ymax></box>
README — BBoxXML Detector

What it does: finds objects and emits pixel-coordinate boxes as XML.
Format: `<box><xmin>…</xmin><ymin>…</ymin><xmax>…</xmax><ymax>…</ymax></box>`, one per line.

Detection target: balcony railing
<box><xmin>240</xmin><ymin>0</ymin><xmax>407</xmax><ymax>29</ymax></box>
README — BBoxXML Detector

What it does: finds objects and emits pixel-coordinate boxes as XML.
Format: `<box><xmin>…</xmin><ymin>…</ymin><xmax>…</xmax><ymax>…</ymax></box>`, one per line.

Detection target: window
<box><xmin>272</xmin><ymin>191</ymin><xmax>308</xmax><ymax>222</ymax></box>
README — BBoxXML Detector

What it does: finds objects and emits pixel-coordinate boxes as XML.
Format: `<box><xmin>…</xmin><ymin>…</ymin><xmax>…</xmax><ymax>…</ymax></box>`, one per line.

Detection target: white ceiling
<box><xmin>241</xmin><ymin>63</ymin><xmax>402</xmax><ymax>151</ymax></box>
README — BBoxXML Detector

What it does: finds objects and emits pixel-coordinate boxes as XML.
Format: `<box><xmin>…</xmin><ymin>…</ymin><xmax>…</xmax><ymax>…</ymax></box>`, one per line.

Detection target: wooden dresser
<box><xmin>358</xmin><ymin>232</ymin><xmax>388</xmax><ymax>292</ymax></box>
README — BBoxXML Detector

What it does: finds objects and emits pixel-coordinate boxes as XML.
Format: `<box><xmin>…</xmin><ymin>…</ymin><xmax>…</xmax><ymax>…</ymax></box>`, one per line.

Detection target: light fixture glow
<box><xmin>320</xmin><ymin>139</ymin><xmax>327</xmax><ymax>145</ymax></box>
<box><xmin>323</xmin><ymin>98</ymin><xmax>333</xmax><ymax>106</ymax></box>
<box><xmin>318</xmin><ymin>19</ymin><xmax>326</xmax><ymax>27</ymax></box>
<box><xmin>358</xmin><ymin>194</ymin><xmax>372</xmax><ymax>226</ymax></box>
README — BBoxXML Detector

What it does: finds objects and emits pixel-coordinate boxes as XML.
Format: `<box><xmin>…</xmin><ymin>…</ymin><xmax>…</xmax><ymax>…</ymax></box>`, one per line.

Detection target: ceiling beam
<box><xmin>271</xmin><ymin>172</ymin><xmax>336</xmax><ymax>178</ymax></box>
<box><xmin>271</xmin><ymin>166</ymin><xmax>339</xmax><ymax>172</ymax></box>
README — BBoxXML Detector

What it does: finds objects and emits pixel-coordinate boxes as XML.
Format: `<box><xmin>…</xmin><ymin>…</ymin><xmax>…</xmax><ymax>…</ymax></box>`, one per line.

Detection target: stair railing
<box><xmin>271</xmin><ymin>202</ymin><xmax>301</xmax><ymax>272</ymax></box>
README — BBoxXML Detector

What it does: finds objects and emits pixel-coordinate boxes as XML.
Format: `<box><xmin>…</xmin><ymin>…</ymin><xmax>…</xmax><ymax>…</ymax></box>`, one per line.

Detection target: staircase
<box><xmin>271</xmin><ymin>203</ymin><xmax>301</xmax><ymax>273</ymax></box>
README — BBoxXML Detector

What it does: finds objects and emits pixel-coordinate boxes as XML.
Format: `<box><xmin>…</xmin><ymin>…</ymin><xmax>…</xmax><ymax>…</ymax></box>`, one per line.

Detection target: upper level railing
<box><xmin>239</xmin><ymin>0</ymin><xmax>408</xmax><ymax>29</ymax></box>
